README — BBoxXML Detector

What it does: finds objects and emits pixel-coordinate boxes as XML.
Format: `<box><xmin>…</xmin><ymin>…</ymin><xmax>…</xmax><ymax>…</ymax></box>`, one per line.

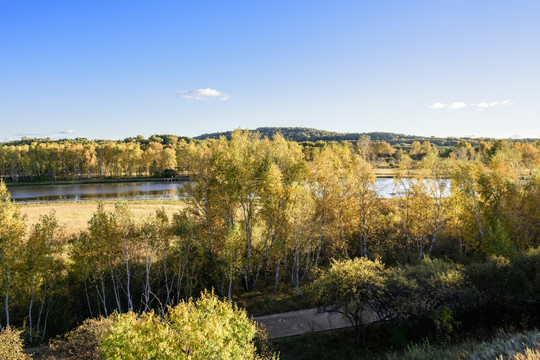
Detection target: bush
<box><xmin>45</xmin><ymin>317</ymin><xmax>113</xmax><ymax>360</ymax></box>
<box><xmin>100</xmin><ymin>290</ymin><xmax>276</xmax><ymax>360</ymax></box>
<box><xmin>0</xmin><ymin>327</ymin><xmax>31</xmax><ymax>360</ymax></box>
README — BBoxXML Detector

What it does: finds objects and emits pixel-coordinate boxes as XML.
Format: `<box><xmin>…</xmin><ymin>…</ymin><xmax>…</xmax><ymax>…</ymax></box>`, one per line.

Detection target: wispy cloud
<box><xmin>14</xmin><ymin>133</ymin><xmax>45</xmax><ymax>137</ymax></box>
<box><xmin>430</xmin><ymin>100</ymin><xmax>516</xmax><ymax>111</ymax></box>
<box><xmin>474</xmin><ymin>100</ymin><xmax>516</xmax><ymax>111</ymax></box>
<box><xmin>430</xmin><ymin>101</ymin><xmax>467</xmax><ymax>109</ymax></box>
<box><xmin>11</xmin><ymin>130</ymin><xmax>78</xmax><ymax>140</ymax></box>
<box><xmin>177</xmin><ymin>88</ymin><xmax>229</xmax><ymax>101</ymax></box>
<box><xmin>58</xmin><ymin>129</ymin><xmax>76</xmax><ymax>135</ymax></box>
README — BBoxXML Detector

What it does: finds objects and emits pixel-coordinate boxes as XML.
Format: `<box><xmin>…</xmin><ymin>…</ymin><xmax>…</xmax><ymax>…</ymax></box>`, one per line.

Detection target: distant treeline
<box><xmin>1</xmin><ymin>128</ymin><xmax>539</xmax><ymax>182</ymax></box>
<box><xmin>0</xmin><ymin>135</ymin><xmax>188</xmax><ymax>182</ymax></box>
<box><xmin>195</xmin><ymin>126</ymin><xmax>540</xmax><ymax>148</ymax></box>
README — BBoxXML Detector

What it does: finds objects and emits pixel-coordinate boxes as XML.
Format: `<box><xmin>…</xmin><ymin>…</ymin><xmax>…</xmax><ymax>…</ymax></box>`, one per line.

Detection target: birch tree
<box><xmin>0</xmin><ymin>182</ymin><xmax>25</xmax><ymax>328</ymax></box>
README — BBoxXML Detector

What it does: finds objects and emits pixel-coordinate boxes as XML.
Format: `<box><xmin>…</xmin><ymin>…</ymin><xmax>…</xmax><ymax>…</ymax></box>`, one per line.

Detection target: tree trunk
<box><xmin>124</xmin><ymin>243</ymin><xmax>133</xmax><ymax>311</ymax></box>
<box><xmin>314</xmin><ymin>204</ymin><xmax>325</xmax><ymax>269</ymax></box>
<box><xmin>84</xmin><ymin>279</ymin><xmax>94</xmax><ymax>318</ymax></box>
<box><xmin>4</xmin><ymin>269</ymin><xmax>10</xmax><ymax>326</ymax></box>
<box><xmin>273</xmin><ymin>258</ymin><xmax>280</xmax><ymax>299</ymax></box>
<box><xmin>28</xmin><ymin>293</ymin><xmax>34</xmax><ymax>342</ymax></box>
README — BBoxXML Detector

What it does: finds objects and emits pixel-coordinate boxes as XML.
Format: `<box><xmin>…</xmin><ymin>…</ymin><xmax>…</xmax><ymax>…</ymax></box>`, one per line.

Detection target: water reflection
<box><xmin>8</xmin><ymin>182</ymin><xmax>186</xmax><ymax>203</ymax></box>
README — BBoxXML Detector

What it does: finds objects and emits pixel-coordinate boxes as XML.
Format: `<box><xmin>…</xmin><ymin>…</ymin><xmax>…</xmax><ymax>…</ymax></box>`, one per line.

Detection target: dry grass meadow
<box><xmin>17</xmin><ymin>200</ymin><xmax>187</xmax><ymax>236</ymax></box>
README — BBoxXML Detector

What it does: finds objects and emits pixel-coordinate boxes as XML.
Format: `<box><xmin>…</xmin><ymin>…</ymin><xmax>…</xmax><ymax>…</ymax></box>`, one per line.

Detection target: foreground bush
<box><xmin>0</xmin><ymin>327</ymin><xmax>31</xmax><ymax>360</ymax></box>
<box><xmin>45</xmin><ymin>317</ymin><xmax>113</xmax><ymax>360</ymax></box>
<box><xmin>101</xmin><ymin>291</ymin><xmax>276</xmax><ymax>360</ymax></box>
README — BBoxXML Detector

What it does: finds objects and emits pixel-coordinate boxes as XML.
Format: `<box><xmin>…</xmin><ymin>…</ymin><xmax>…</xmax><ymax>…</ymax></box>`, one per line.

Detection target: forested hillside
<box><xmin>195</xmin><ymin>126</ymin><xmax>539</xmax><ymax>147</ymax></box>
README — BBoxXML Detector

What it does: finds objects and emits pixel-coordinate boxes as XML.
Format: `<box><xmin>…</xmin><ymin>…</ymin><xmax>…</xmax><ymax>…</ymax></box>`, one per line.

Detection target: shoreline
<box><xmin>4</xmin><ymin>169</ymin><xmax>399</xmax><ymax>186</ymax></box>
<box><xmin>3</xmin><ymin>176</ymin><xmax>190</xmax><ymax>187</ymax></box>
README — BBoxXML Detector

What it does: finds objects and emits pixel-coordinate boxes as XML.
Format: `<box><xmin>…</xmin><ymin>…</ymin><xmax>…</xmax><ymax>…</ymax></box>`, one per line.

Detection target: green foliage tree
<box><xmin>311</xmin><ymin>258</ymin><xmax>387</xmax><ymax>345</ymax></box>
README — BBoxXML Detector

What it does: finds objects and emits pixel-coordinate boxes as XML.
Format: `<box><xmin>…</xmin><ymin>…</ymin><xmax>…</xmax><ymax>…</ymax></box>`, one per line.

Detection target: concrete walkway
<box><xmin>254</xmin><ymin>308</ymin><xmax>352</xmax><ymax>339</ymax></box>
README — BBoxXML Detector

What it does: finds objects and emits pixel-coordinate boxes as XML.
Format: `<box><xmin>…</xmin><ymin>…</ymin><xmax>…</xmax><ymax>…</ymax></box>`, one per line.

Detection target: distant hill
<box><xmin>194</xmin><ymin>127</ymin><xmax>521</xmax><ymax>148</ymax></box>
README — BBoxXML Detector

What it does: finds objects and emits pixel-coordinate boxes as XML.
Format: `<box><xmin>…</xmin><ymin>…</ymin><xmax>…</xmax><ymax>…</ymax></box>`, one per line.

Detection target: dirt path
<box><xmin>254</xmin><ymin>308</ymin><xmax>353</xmax><ymax>339</ymax></box>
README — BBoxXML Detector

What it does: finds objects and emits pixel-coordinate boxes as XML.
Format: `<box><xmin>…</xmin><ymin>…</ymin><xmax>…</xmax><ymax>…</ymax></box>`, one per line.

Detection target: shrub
<box><xmin>0</xmin><ymin>327</ymin><xmax>31</xmax><ymax>360</ymax></box>
<box><xmin>100</xmin><ymin>290</ymin><xmax>276</xmax><ymax>360</ymax></box>
<box><xmin>45</xmin><ymin>316</ymin><xmax>112</xmax><ymax>360</ymax></box>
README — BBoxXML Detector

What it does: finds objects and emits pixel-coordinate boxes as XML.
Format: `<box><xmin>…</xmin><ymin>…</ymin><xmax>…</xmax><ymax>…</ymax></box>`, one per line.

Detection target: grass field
<box><xmin>17</xmin><ymin>200</ymin><xmax>187</xmax><ymax>235</ymax></box>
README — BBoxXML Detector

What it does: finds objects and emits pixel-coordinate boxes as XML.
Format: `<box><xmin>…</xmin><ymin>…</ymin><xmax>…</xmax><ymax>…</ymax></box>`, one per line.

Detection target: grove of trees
<box><xmin>0</xmin><ymin>129</ymin><xmax>538</xmax><ymax>357</ymax></box>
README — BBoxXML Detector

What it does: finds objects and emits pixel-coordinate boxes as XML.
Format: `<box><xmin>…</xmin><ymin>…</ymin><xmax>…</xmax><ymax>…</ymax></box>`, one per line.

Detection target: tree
<box><xmin>22</xmin><ymin>211</ymin><xmax>65</xmax><ymax>343</ymax></box>
<box><xmin>350</xmin><ymin>154</ymin><xmax>381</xmax><ymax>258</ymax></box>
<box><xmin>450</xmin><ymin>144</ymin><xmax>539</xmax><ymax>256</ymax></box>
<box><xmin>311</xmin><ymin>258</ymin><xmax>387</xmax><ymax>346</ymax></box>
<box><xmin>287</xmin><ymin>183</ymin><xmax>316</xmax><ymax>296</ymax></box>
<box><xmin>0</xmin><ymin>182</ymin><xmax>25</xmax><ymax>328</ymax></box>
<box><xmin>418</xmin><ymin>152</ymin><xmax>453</xmax><ymax>257</ymax></box>
<box><xmin>307</xmin><ymin>146</ymin><xmax>341</xmax><ymax>269</ymax></box>
<box><xmin>255</xmin><ymin>134</ymin><xmax>305</xmax><ymax>292</ymax></box>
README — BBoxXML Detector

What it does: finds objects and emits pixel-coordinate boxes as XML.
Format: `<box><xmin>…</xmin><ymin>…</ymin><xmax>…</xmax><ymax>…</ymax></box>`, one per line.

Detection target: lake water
<box><xmin>6</xmin><ymin>178</ymin><xmax>449</xmax><ymax>204</ymax></box>
<box><xmin>7</xmin><ymin>181</ymin><xmax>187</xmax><ymax>203</ymax></box>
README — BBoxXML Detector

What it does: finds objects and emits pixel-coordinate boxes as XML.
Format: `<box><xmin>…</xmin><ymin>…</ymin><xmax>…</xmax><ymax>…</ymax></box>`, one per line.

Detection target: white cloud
<box><xmin>477</xmin><ymin>101</ymin><xmax>498</xmax><ymax>108</ymax></box>
<box><xmin>474</xmin><ymin>100</ymin><xmax>516</xmax><ymax>109</ymax></box>
<box><xmin>430</xmin><ymin>102</ymin><xmax>448</xmax><ymax>109</ymax></box>
<box><xmin>59</xmin><ymin>129</ymin><xmax>76</xmax><ymax>134</ymax></box>
<box><xmin>447</xmin><ymin>102</ymin><xmax>467</xmax><ymax>109</ymax></box>
<box><xmin>431</xmin><ymin>99</ymin><xmax>516</xmax><ymax>110</ymax></box>
<box><xmin>177</xmin><ymin>88</ymin><xmax>229</xmax><ymax>101</ymax></box>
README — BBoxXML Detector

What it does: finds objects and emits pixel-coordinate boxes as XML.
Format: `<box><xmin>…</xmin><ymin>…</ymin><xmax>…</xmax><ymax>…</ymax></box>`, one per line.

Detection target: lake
<box><xmin>6</xmin><ymin>178</ymin><xmax>449</xmax><ymax>204</ymax></box>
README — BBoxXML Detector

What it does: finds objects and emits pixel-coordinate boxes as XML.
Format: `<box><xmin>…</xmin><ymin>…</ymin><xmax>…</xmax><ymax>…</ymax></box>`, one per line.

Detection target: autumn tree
<box><xmin>22</xmin><ymin>211</ymin><xmax>65</xmax><ymax>343</ymax></box>
<box><xmin>0</xmin><ymin>182</ymin><xmax>25</xmax><ymax>328</ymax></box>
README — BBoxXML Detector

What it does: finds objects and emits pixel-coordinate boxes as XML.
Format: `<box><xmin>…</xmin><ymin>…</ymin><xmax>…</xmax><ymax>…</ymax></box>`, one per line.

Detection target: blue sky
<box><xmin>1</xmin><ymin>0</ymin><xmax>539</xmax><ymax>140</ymax></box>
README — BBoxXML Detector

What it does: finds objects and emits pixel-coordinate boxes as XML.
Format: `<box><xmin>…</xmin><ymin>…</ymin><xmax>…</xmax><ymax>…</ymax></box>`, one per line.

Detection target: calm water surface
<box><xmin>7</xmin><ymin>178</ymin><xmax>449</xmax><ymax>204</ymax></box>
<box><xmin>7</xmin><ymin>181</ymin><xmax>187</xmax><ymax>203</ymax></box>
